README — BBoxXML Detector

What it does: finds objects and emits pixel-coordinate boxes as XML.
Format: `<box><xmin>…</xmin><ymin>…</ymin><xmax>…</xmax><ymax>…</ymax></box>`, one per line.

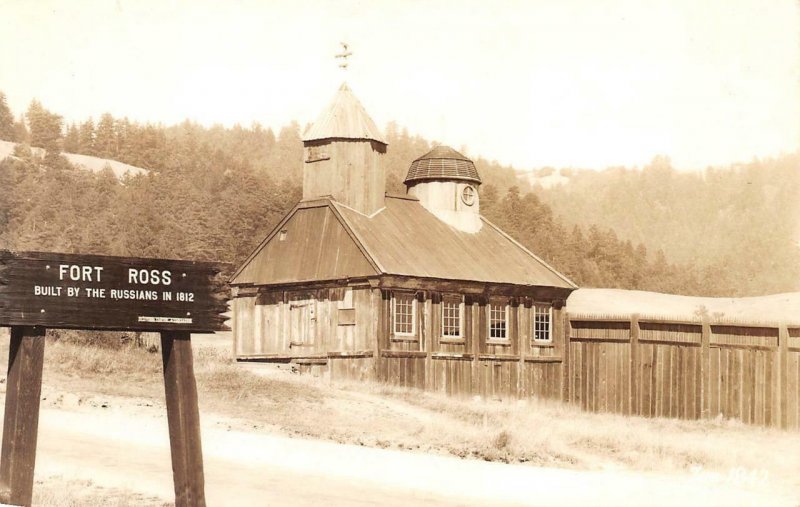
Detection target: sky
<box><xmin>0</xmin><ymin>0</ymin><xmax>798</xmax><ymax>171</ymax></box>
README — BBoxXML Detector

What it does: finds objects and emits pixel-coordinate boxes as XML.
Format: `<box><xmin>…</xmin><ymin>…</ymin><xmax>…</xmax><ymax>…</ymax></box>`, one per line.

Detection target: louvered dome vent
<box><xmin>403</xmin><ymin>146</ymin><xmax>481</xmax><ymax>185</ymax></box>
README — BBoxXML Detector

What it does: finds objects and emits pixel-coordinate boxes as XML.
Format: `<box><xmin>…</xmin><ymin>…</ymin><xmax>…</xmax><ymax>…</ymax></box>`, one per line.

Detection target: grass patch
<box><xmin>194</xmin><ymin>347</ymin><xmax>324</xmax><ymax>405</ymax></box>
<box><xmin>33</xmin><ymin>476</ymin><xmax>169</xmax><ymax>507</ymax></box>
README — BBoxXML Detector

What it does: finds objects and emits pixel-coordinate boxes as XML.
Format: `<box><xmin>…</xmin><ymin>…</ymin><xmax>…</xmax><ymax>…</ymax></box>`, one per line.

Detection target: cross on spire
<box><xmin>335</xmin><ymin>42</ymin><xmax>352</xmax><ymax>71</ymax></box>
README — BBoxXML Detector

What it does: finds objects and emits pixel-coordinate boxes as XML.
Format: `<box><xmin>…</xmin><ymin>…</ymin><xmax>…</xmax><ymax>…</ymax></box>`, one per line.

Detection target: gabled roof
<box><xmin>404</xmin><ymin>146</ymin><xmax>481</xmax><ymax>185</ymax></box>
<box><xmin>302</xmin><ymin>83</ymin><xmax>386</xmax><ymax>144</ymax></box>
<box><xmin>333</xmin><ymin>197</ymin><xmax>575</xmax><ymax>288</ymax></box>
<box><xmin>232</xmin><ymin>196</ymin><xmax>576</xmax><ymax>290</ymax></box>
<box><xmin>231</xmin><ymin>201</ymin><xmax>379</xmax><ymax>286</ymax></box>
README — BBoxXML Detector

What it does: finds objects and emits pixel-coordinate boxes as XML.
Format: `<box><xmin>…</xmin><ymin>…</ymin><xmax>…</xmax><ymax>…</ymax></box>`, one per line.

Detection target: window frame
<box><xmin>305</xmin><ymin>145</ymin><xmax>330</xmax><ymax>163</ymax></box>
<box><xmin>461</xmin><ymin>185</ymin><xmax>476</xmax><ymax>206</ymax></box>
<box><xmin>440</xmin><ymin>295</ymin><xmax>463</xmax><ymax>339</ymax></box>
<box><xmin>392</xmin><ymin>291</ymin><xmax>416</xmax><ymax>337</ymax></box>
<box><xmin>487</xmin><ymin>299</ymin><xmax>510</xmax><ymax>342</ymax></box>
<box><xmin>532</xmin><ymin>303</ymin><xmax>553</xmax><ymax>344</ymax></box>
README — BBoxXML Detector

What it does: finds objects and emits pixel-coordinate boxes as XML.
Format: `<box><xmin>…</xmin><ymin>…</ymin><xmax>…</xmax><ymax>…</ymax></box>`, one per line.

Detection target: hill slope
<box><xmin>0</xmin><ymin>140</ymin><xmax>147</xmax><ymax>179</ymax></box>
<box><xmin>530</xmin><ymin>154</ymin><xmax>800</xmax><ymax>296</ymax></box>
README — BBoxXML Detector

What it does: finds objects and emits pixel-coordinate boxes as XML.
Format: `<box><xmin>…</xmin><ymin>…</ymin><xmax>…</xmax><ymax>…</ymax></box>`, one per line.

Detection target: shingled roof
<box><xmin>302</xmin><ymin>83</ymin><xmax>386</xmax><ymax>144</ymax></box>
<box><xmin>404</xmin><ymin>146</ymin><xmax>481</xmax><ymax>185</ymax></box>
<box><xmin>231</xmin><ymin>196</ymin><xmax>576</xmax><ymax>290</ymax></box>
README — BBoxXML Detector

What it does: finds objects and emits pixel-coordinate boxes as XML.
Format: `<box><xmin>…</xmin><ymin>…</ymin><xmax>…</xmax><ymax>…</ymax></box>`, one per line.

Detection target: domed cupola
<box><xmin>404</xmin><ymin>146</ymin><xmax>482</xmax><ymax>233</ymax></box>
<box><xmin>404</xmin><ymin>146</ymin><xmax>481</xmax><ymax>186</ymax></box>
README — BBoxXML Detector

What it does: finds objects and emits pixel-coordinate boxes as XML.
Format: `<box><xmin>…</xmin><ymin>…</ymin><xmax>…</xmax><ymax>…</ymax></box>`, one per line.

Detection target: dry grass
<box><xmin>334</xmin><ymin>379</ymin><xmax>800</xmax><ymax>485</ymax></box>
<box><xmin>33</xmin><ymin>476</ymin><xmax>168</xmax><ymax>507</ymax></box>
<box><xmin>1</xmin><ymin>332</ymin><xmax>796</xmax><ymax>500</ymax></box>
<box><xmin>42</xmin><ymin>335</ymin><xmax>163</xmax><ymax>400</ymax></box>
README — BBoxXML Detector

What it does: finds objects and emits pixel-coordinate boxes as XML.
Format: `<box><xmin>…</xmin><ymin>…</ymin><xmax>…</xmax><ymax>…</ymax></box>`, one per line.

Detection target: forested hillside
<box><xmin>1</xmin><ymin>91</ymin><xmax>790</xmax><ymax>297</ymax></box>
<box><xmin>531</xmin><ymin>155</ymin><xmax>800</xmax><ymax>296</ymax></box>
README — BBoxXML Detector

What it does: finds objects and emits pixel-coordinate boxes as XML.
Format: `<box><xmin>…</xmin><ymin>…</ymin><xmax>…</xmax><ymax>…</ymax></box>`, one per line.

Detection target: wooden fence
<box><xmin>566</xmin><ymin>313</ymin><xmax>800</xmax><ymax>429</ymax></box>
<box><xmin>365</xmin><ymin>312</ymin><xmax>800</xmax><ymax>430</ymax></box>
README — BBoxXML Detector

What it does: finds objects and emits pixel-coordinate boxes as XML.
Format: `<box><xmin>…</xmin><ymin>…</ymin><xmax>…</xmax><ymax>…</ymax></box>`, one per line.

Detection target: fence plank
<box><xmin>592</xmin><ymin>343</ymin><xmax>599</xmax><ymax>412</ymax></box>
<box><xmin>779</xmin><ymin>324</ymin><xmax>789</xmax><ymax>428</ymax></box>
<box><xmin>720</xmin><ymin>348</ymin><xmax>728</xmax><ymax>418</ymax></box>
<box><xmin>581</xmin><ymin>344</ymin><xmax>588</xmax><ymax>411</ymax></box>
<box><xmin>727</xmin><ymin>349</ymin><xmax>736</xmax><ymax>419</ymax></box>
<box><xmin>671</xmin><ymin>346</ymin><xmax>678</xmax><ymax>418</ymax></box>
<box><xmin>640</xmin><ymin>345</ymin><xmax>656</xmax><ymax>417</ymax></box>
<box><xmin>660</xmin><ymin>346</ymin><xmax>667</xmax><ymax>418</ymax></box>
<box><xmin>639</xmin><ymin>344</ymin><xmax>649</xmax><ymax>417</ymax></box>
<box><xmin>692</xmin><ymin>346</ymin><xmax>700</xmax><ymax>418</ymax></box>
<box><xmin>619</xmin><ymin>343</ymin><xmax>626</xmax><ymax>413</ymax></box>
<box><xmin>734</xmin><ymin>349</ymin><xmax>742</xmax><ymax>420</ymax></box>
<box><xmin>701</xmin><ymin>320</ymin><xmax>711</xmax><ymax>419</ymax></box>
<box><xmin>688</xmin><ymin>347</ymin><xmax>695</xmax><ymax>418</ymax></box>
<box><xmin>562</xmin><ymin>315</ymin><xmax>571</xmax><ymax>402</ymax></box>
<box><xmin>747</xmin><ymin>353</ymin><xmax>755</xmax><ymax>424</ymax></box>
<box><xmin>630</xmin><ymin>315</ymin><xmax>640</xmax><ymax>416</ymax></box>
<box><xmin>599</xmin><ymin>344</ymin><xmax>607</xmax><ymax>412</ymax></box>
<box><xmin>666</xmin><ymin>347</ymin><xmax>673</xmax><ymax>417</ymax></box>
<box><xmin>573</xmin><ymin>343</ymin><xmax>581</xmax><ymax>407</ymax></box>
<box><xmin>680</xmin><ymin>347</ymin><xmax>687</xmax><ymax>418</ymax></box>
<box><xmin>765</xmin><ymin>349</ymin><xmax>774</xmax><ymax>426</ymax></box>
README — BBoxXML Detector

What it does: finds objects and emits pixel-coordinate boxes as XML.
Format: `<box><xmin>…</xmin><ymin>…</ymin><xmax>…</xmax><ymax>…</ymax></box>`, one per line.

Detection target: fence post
<box><xmin>563</xmin><ymin>314</ymin><xmax>572</xmax><ymax>404</ymax></box>
<box><xmin>161</xmin><ymin>331</ymin><xmax>206</xmax><ymax>507</ymax></box>
<box><xmin>517</xmin><ymin>300</ymin><xmax>526</xmax><ymax>398</ymax></box>
<box><xmin>630</xmin><ymin>314</ymin><xmax>640</xmax><ymax>416</ymax></box>
<box><xmin>778</xmin><ymin>323</ymin><xmax>788</xmax><ymax>429</ymax></box>
<box><xmin>700</xmin><ymin>319</ymin><xmax>711</xmax><ymax>420</ymax></box>
<box><xmin>0</xmin><ymin>326</ymin><xmax>46</xmax><ymax>507</ymax></box>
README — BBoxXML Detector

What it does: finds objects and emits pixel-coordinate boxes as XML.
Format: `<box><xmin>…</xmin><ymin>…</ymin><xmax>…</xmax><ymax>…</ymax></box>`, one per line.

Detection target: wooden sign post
<box><xmin>0</xmin><ymin>251</ymin><xmax>229</xmax><ymax>507</ymax></box>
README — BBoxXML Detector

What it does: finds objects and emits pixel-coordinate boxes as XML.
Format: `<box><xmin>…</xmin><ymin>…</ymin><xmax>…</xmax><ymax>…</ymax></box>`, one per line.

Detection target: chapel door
<box><xmin>288</xmin><ymin>293</ymin><xmax>317</xmax><ymax>354</ymax></box>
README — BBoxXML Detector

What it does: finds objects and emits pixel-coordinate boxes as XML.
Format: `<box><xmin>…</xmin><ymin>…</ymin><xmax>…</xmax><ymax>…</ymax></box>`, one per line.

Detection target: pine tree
<box><xmin>263</xmin><ymin>126</ymin><xmax>276</xmax><ymax>152</ymax></box>
<box><xmin>26</xmin><ymin>100</ymin><xmax>63</xmax><ymax>153</ymax></box>
<box><xmin>63</xmin><ymin>123</ymin><xmax>80</xmax><ymax>153</ymax></box>
<box><xmin>0</xmin><ymin>91</ymin><xmax>14</xmax><ymax>142</ymax></box>
<box><xmin>13</xmin><ymin>115</ymin><xmax>28</xmax><ymax>143</ymax></box>
<box><xmin>270</xmin><ymin>123</ymin><xmax>303</xmax><ymax>181</ymax></box>
<box><xmin>94</xmin><ymin>113</ymin><xmax>117</xmax><ymax>158</ymax></box>
<box><xmin>78</xmin><ymin>119</ymin><xmax>96</xmax><ymax>155</ymax></box>
<box><xmin>479</xmin><ymin>184</ymin><xmax>499</xmax><ymax>216</ymax></box>
<box><xmin>115</xmin><ymin>117</ymin><xmax>131</xmax><ymax>161</ymax></box>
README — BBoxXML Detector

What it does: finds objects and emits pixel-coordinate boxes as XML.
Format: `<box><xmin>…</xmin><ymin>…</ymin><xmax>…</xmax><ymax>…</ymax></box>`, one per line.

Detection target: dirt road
<box><xmin>21</xmin><ymin>402</ymin><xmax>792</xmax><ymax>506</ymax></box>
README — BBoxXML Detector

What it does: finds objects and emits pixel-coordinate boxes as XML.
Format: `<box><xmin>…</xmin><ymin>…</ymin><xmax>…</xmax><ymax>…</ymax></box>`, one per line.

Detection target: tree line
<box><xmin>1</xmin><ymin>91</ymin><xmax>779</xmax><ymax>296</ymax></box>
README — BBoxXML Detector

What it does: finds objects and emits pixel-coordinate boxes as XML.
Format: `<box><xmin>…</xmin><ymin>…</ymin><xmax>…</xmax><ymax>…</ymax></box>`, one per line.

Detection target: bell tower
<box><xmin>301</xmin><ymin>83</ymin><xmax>387</xmax><ymax>215</ymax></box>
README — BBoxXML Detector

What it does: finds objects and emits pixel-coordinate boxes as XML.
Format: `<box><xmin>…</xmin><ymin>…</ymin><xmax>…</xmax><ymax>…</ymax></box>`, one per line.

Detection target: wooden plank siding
<box><xmin>234</xmin><ymin>286</ymin><xmax>378</xmax><ymax>359</ymax></box>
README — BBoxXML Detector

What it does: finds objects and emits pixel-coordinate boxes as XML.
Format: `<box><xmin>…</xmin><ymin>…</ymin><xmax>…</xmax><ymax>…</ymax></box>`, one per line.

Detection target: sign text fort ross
<box><xmin>0</xmin><ymin>251</ymin><xmax>229</xmax><ymax>332</ymax></box>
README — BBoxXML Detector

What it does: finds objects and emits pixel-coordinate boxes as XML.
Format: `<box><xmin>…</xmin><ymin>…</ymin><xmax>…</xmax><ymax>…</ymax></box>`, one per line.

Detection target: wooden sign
<box><xmin>0</xmin><ymin>251</ymin><xmax>229</xmax><ymax>332</ymax></box>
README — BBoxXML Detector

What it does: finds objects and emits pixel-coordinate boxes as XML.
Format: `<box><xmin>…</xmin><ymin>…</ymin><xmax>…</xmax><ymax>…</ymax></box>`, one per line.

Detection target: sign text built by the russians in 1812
<box><xmin>0</xmin><ymin>251</ymin><xmax>229</xmax><ymax>332</ymax></box>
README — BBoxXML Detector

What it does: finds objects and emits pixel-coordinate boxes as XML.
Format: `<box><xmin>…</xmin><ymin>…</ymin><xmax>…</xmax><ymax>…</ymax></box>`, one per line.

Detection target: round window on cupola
<box><xmin>461</xmin><ymin>185</ymin><xmax>476</xmax><ymax>206</ymax></box>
